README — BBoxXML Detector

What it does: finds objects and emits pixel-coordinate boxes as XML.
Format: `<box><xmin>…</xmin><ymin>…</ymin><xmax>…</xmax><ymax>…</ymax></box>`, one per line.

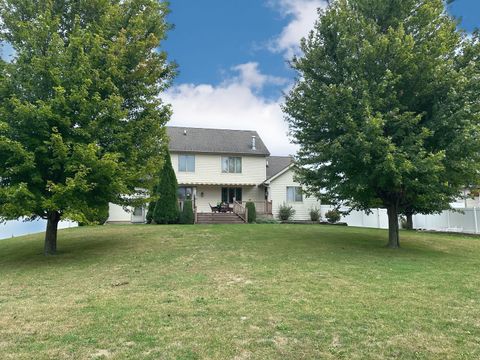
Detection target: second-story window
<box><xmin>179</xmin><ymin>155</ymin><xmax>195</xmax><ymax>172</ymax></box>
<box><xmin>222</xmin><ymin>156</ymin><xmax>242</xmax><ymax>173</ymax></box>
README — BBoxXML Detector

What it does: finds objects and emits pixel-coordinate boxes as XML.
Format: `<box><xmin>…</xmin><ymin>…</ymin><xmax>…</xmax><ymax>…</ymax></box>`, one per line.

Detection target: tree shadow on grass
<box><xmin>0</xmin><ymin>229</ymin><xmax>133</xmax><ymax>272</ymax></box>
<box><xmin>0</xmin><ymin>225</ymin><xmax>456</xmax><ymax>274</ymax></box>
<box><xmin>260</xmin><ymin>226</ymin><xmax>453</xmax><ymax>260</ymax></box>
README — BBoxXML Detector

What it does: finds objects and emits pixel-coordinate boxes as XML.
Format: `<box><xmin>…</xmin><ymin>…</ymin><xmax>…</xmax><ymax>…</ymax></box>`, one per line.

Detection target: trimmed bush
<box><xmin>255</xmin><ymin>216</ymin><xmax>280</xmax><ymax>224</ymax></box>
<box><xmin>246</xmin><ymin>201</ymin><xmax>256</xmax><ymax>223</ymax></box>
<box><xmin>146</xmin><ymin>200</ymin><xmax>155</xmax><ymax>224</ymax></box>
<box><xmin>309</xmin><ymin>207</ymin><xmax>321</xmax><ymax>222</ymax></box>
<box><xmin>278</xmin><ymin>203</ymin><xmax>296</xmax><ymax>221</ymax></box>
<box><xmin>179</xmin><ymin>199</ymin><xmax>194</xmax><ymax>224</ymax></box>
<box><xmin>325</xmin><ymin>209</ymin><xmax>341</xmax><ymax>224</ymax></box>
<box><xmin>152</xmin><ymin>151</ymin><xmax>180</xmax><ymax>224</ymax></box>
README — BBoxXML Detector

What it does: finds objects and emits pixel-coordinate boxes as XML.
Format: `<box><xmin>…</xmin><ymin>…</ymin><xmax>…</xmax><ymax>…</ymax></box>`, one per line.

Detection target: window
<box><xmin>222</xmin><ymin>188</ymin><xmax>242</xmax><ymax>203</ymax></box>
<box><xmin>222</xmin><ymin>157</ymin><xmax>242</xmax><ymax>173</ymax></box>
<box><xmin>179</xmin><ymin>155</ymin><xmax>195</xmax><ymax>172</ymax></box>
<box><xmin>133</xmin><ymin>207</ymin><xmax>143</xmax><ymax>217</ymax></box>
<box><xmin>178</xmin><ymin>187</ymin><xmax>195</xmax><ymax>201</ymax></box>
<box><xmin>287</xmin><ymin>187</ymin><xmax>303</xmax><ymax>202</ymax></box>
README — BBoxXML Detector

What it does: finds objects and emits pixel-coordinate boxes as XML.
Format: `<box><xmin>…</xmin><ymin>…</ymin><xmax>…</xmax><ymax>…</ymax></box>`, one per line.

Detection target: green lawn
<box><xmin>0</xmin><ymin>225</ymin><xmax>479</xmax><ymax>359</ymax></box>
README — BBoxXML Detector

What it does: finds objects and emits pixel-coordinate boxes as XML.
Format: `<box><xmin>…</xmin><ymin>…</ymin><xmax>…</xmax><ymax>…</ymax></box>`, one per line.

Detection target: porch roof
<box><xmin>178</xmin><ymin>181</ymin><xmax>259</xmax><ymax>186</ymax></box>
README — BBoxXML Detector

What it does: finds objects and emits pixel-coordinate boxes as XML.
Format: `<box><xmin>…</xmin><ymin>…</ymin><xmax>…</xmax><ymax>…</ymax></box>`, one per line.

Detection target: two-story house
<box><xmin>107</xmin><ymin>126</ymin><xmax>321</xmax><ymax>223</ymax></box>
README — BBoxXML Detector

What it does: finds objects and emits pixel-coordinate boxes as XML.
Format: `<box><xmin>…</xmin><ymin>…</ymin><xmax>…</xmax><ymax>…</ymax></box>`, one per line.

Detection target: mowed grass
<box><xmin>0</xmin><ymin>225</ymin><xmax>479</xmax><ymax>359</ymax></box>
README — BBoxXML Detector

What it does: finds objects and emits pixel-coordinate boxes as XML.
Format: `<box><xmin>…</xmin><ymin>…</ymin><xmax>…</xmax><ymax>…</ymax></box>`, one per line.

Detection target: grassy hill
<box><xmin>1</xmin><ymin>224</ymin><xmax>479</xmax><ymax>359</ymax></box>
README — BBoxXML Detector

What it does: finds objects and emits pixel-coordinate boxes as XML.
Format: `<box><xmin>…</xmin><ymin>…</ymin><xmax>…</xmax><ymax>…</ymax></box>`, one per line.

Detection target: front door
<box><xmin>178</xmin><ymin>187</ymin><xmax>196</xmax><ymax>209</ymax></box>
<box><xmin>178</xmin><ymin>187</ymin><xmax>196</xmax><ymax>201</ymax></box>
<box><xmin>132</xmin><ymin>206</ymin><xmax>145</xmax><ymax>223</ymax></box>
<box><xmin>221</xmin><ymin>187</ymin><xmax>242</xmax><ymax>203</ymax></box>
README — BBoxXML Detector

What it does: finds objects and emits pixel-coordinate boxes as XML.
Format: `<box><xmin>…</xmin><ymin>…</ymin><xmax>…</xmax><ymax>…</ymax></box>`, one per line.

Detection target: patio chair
<box><xmin>209</xmin><ymin>203</ymin><xmax>219</xmax><ymax>213</ymax></box>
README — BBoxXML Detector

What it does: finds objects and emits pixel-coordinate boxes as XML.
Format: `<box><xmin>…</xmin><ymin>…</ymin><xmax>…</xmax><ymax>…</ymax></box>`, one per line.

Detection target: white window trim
<box><xmin>287</xmin><ymin>186</ymin><xmax>303</xmax><ymax>203</ymax></box>
<box><xmin>221</xmin><ymin>156</ymin><xmax>242</xmax><ymax>174</ymax></box>
<box><xmin>179</xmin><ymin>154</ymin><xmax>195</xmax><ymax>173</ymax></box>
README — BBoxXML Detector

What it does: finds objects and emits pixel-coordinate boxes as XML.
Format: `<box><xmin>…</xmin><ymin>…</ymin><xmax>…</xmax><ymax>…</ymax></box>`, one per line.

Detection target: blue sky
<box><xmin>1</xmin><ymin>0</ymin><xmax>479</xmax><ymax>155</ymax></box>
<box><xmin>164</xmin><ymin>0</ymin><xmax>479</xmax><ymax>95</ymax></box>
<box><xmin>163</xmin><ymin>0</ymin><xmax>479</xmax><ymax>155</ymax></box>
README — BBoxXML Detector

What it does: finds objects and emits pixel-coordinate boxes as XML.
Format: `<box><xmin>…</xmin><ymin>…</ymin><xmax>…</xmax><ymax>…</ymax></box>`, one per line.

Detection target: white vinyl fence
<box><xmin>412</xmin><ymin>208</ymin><xmax>480</xmax><ymax>234</ymax></box>
<box><xmin>320</xmin><ymin>205</ymin><xmax>389</xmax><ymax>229</ymax></box>
<box><xmin>320</xmin><ymin>205</ymin><xmax>480</xmax><ymax>234</ymax></box>
<box><xmin>0</xmin><ymin>219</ymin><xmax>77</xmax><ymax>240</ymax></box>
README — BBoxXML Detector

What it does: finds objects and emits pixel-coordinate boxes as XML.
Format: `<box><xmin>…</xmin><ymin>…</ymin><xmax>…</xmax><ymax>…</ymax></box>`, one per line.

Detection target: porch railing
<box><xmin>238</xmin><ymin>200</ymin><xmax>273</xmax><ymax>215</ymax></box>
<box><xmin>233</xmin><ymin>201</ymin><xmax>248</xmax><ymax>223</ymax></box>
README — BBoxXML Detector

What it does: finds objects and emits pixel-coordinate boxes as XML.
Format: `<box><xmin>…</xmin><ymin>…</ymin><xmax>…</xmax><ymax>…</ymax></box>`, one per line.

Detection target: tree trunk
<box><xmin>44</xmin><ymin>211</ymin><xmax>60</xmax><ymax>256</ymax></box>
<box><xmin>406</xmin><ymin>211</ymin><xmax>413</xmax><ymax>230</ymax></box>
<box><xmin>387</xmin><ymin>204</ymin><xmax>400</xmax><ymax>248</ymax></box>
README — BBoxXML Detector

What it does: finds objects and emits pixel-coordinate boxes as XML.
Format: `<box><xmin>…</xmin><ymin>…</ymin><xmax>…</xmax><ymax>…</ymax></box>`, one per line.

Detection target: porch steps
<box><xmin>196</xmin><ymin>213</ymin><xmax>245</xmax><ymax>224</ymax></box>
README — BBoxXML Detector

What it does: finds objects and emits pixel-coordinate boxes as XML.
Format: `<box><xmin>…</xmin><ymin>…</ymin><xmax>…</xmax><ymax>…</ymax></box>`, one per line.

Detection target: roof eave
<box><xmin>263</xmin><ymin>163</ymin><xmax>295</xmax><ymax>185</ymax></box>
<box><xmin>169</xmin><ymin>149</ymin><xmax>270</xmax><ymax>157</ymax></box>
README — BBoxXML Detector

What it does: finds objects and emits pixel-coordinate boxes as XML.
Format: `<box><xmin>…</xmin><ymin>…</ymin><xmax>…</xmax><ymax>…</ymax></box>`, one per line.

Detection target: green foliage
<box><xmin>146</xmin><ymin>201</ymin><xmax>155</xmax><ymax>224</ymax></box>
<box><xmin>0</xmin><ymin>0</ymin><xmax>176</xmax><ymax>246</ymax></box>
<box><xmin>278</xmin><ymin>203</ymin><xmax>296</xmax><ymax>221</ymax></box>
<box><xmin>152</xmin><ymin>151</ymin><xmax>179</xmax><ymax>224</ymax></box>
<box><xmin>309</xmin><ymin>207</ymin><xmax>321</xmax><ymax>222</ymax></box>
<box><xmin>284</xmin><ymin>0</ymin><xmax>480</xmax><ymax>246</ymax></box>
<box><xmin>79</xmin><ymin>202</ymin><xmax>109</xmax><ymax>226</ymax></box>
<box><xmin>325</xmin><ymin>210</ymin><xmax>341</xmax><ymax>224</ymax></box>
<box><xmin>179</xmin><ymin>199</ymin><xmax>194</xmax><ymax>225</ymax></box>
<box><xmin>255</xmin><ymin>216</ymin><xmax>280</xmax><ymax>224</ymax></box>
<box><xmin>246</xmin><ymin>201</ymin><xmax>256</xmax><ymax>223</ymax></box>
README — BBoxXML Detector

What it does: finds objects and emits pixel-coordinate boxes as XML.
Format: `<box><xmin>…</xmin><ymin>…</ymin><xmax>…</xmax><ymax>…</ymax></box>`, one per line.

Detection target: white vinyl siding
<box><xmin>172</xmin><ymin>153</ymin><xmax>266</xmax><ymax>185</ymax></box>
<box><xmin>222</xmin><ymin>156</ymin><xmax>242</xmax><ymax>173</ymax></box>
<box><xmin>269</xmin><ymin>169</ymin><xmax>321</xmax><ymax>220</ymax></box>
<box><xmin>287</xmin><ymin>186</ymin><xmax>303</xmax><ymax>202</ymax></box>
<box><xmin>179</xmin><ymin>155</ymin><xmax>195</xmax><ymax>172</ymax></box>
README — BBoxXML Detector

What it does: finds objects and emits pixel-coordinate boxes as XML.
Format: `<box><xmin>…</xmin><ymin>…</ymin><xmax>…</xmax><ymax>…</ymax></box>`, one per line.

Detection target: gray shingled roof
<box><xmin>167</xmin><ymin>126</ymin><xmax>270</xmax><ymax>156</ymax></box>
<box><xmin>266</xmin><ymin>156</ymin><xmax>293</xmax><ymax>179</ymax></box>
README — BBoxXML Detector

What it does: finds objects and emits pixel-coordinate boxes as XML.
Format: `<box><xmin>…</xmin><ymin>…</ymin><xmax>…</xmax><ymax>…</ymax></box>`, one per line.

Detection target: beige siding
<box><xmin>268</xmin><ymin>169</ymin><xmax>321</xmax><ymax>221</ymax></box>
<box><xmin>172</xmin><ymin>153</ymin><xmax>267</xmax><ymax>185</ymax></box>
<box><xmin>107</xmin><ymin>203</ymin><xmax>133</xmax><ymax>223</ymax></box>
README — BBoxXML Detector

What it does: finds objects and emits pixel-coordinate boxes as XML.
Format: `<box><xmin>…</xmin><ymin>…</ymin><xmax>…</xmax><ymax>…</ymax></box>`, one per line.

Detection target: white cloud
<box><xmin>268</xmin><ymin>0</ymin><xmax>327</xmax><ymax>58</ymax></box>
<box><xmin>163</xmin><ymin>62</ymin><xmax>297</xmax><ymax>156</ymax></box>
<box><xmin>228</xmin><ymin>62</ymin><xmax>289</xmax><ymax>90</ymax></box>
<box><xmin>162</xmin><ymin>0</ymin><xmax>330</xmax><ymax>156</ymax></box>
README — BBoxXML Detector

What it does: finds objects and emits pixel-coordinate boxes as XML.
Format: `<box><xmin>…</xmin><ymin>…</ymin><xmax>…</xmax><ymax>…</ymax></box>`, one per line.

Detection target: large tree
<box><xmin>0</xmin><ymin>0</ymin><xmax>176</xmax><ymax>254</ymax></box>
<box><xmin>284</xmin><ymin>0</ymin><xmax>480</xmax><ymax>248</ymax></box>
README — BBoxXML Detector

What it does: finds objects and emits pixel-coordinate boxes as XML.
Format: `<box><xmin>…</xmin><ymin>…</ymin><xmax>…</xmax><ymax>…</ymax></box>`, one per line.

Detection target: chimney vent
<box><xmin>252</xmin><ymin>135</ymin><xmax>256</xmax><ymax>150</ymax></box>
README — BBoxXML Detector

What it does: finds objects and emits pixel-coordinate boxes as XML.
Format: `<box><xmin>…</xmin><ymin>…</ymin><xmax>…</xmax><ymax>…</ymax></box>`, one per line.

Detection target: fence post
<box><xmin>474</xmin><ymin>207</ymin><xmax>478</xmax><ymax>234</ymax></box>
<box><xmin>377</xmin><ymin>208</ymin><xmax>380</xmax><ymax>229</ymax></box>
